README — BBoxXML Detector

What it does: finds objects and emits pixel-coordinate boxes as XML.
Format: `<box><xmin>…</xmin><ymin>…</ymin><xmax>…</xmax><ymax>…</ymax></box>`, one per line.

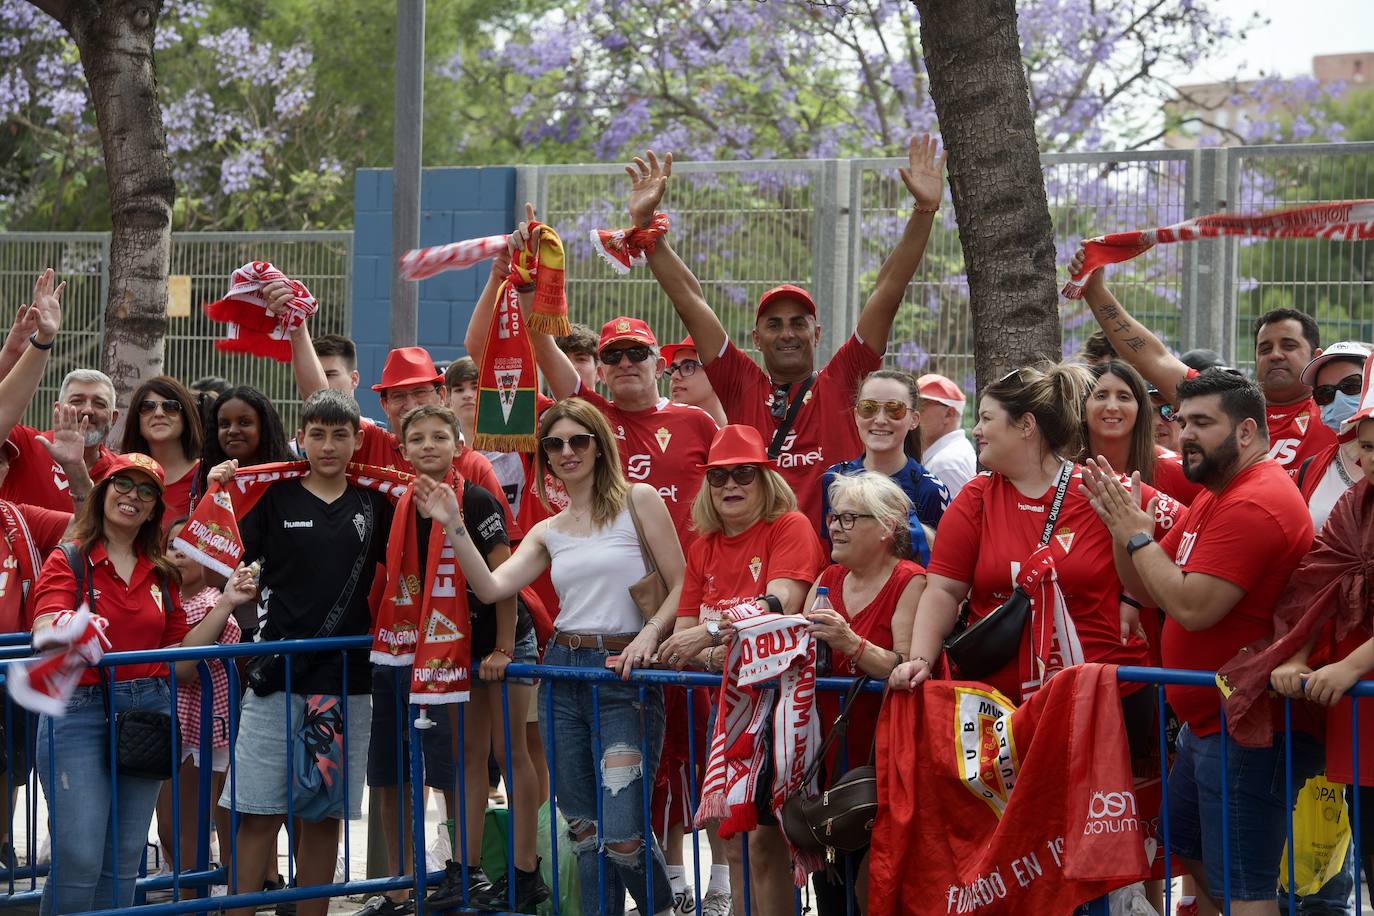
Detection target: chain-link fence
<box><xmin>0</xmin><ymin>231</ymin><xmax>351</xmax><ymax>429</ymax></box>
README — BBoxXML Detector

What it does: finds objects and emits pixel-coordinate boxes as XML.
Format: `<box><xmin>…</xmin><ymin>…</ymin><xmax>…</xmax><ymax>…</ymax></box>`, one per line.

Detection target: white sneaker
<box><xmin>701</xmin><ymin>889</ymin><xmax>731</xmax><ymax>916</ymax></box>
<box><xmin>674</xmin><ymin>885</ymin><xmax>697</xmax><ymax>915</ymax></box>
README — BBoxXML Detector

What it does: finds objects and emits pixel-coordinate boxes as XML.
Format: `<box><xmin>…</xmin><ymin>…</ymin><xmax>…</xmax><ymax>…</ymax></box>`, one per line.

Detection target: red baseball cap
<box><xmin>598</xmin><ymin>317</ymin><xmax>658</xmax><ymax>350</ymax></box>
<box><xmin>916</xmin><ymin>373</ymin><xmax>966</xmax><ymax>410</ymax></box>
<box><xmin>99</xmin><ymin>452</ymin><xmax>166</xmax><ymax>492</ymax></box>
<box><xmin>700</xmin><ymin>425</ymin><xmax>771</xmax><ymax>469</ymax></box>
<box><xmin>660</xmin><ymin>336</ymin><xmax>699</xmax><ymax>365</ymax></box>
<box><xmin>371</xmin><ymin>347</ymin><xmax>445</xmax><ymax>392</ymax></box>
<box><xmin>755</xmin><ymin>284</ymin><xmax>817</xmax><ymax>322</ymax></box>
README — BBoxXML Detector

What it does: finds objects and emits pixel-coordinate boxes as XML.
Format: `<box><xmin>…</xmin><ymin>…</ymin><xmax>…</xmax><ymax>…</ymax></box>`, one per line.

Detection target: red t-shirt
<box><xmin>927</xmin><ymin>469</ymin><xmax>1166</xmax><ymax>699</ymax></box>
<box><xmin>0</xmin><ymin>502</ymin><xmax>71</xmax><ymax>633</ymax></box>
<box><xmin>574</xmin><ymin>387</ymin><xmax>719</xmax><ymax>544</ymax></box>
<box><xmin>815</xmin><ymin>560</ymin><xmax>924</xmax><ymax>773</ymax></box>
<box><xmin>1265</xmin><ymin>398</ymin><xmax>1336</xmax><ymax>476</ymax></box>
<box><xmin>704</xmin><ymin>336</ymin><xmax>881</xmax><ymax>526</ymax></box>
<box><xmin>162</xmin><ymin>462</ymin><xmax>198</xmax><ymax>531</ymax></box>
<box><xmin>1152</xmin><ymin>448</ymin><xmax>1203</xmax><ymax>506</ymax></box>
<box><xmin>0</xmin><ymin>425</ymin><xmax>116</xmax><ymax>512</ymax></box>
<box><xmin>30</xmin><ymin>543</ymin><xmax>190</xmax><ymax>684</ymax></box>
<box><xmin>1158</xmin><ymin>459</ymin><xmax>1314</xmax><ymax>736</ymax></box>
<box><xmin>676</xmin><ymin>511</ymin><xmax>826</xmax><ymax>619</ymax></box>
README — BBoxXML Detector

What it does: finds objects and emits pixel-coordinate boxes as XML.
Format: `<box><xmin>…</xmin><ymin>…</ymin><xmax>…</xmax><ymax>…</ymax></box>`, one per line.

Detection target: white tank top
<box><xmin>545</xmin><ymin>505</ymin><xmax>646</xmax><ymax>634</ymax></box>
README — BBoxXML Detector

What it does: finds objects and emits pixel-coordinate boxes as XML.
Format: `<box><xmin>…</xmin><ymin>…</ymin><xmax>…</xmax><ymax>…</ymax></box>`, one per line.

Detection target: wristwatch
<box><xmin>705</xmin><ymin>619</ymin><xmax>722</xmax><ymax>644</ymax></box>
<box><xmin>1125</xmin><ymin>532</ymin><xmax>1154</xmax><ymax>556</ymax></box>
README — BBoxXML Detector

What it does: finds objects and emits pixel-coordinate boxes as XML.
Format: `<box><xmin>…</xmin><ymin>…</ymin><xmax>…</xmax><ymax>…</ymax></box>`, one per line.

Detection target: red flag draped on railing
<box><xmin>1062</xmin><ymin>200</ymin><xmax>1374</xmax><ymax>299</ymax></box>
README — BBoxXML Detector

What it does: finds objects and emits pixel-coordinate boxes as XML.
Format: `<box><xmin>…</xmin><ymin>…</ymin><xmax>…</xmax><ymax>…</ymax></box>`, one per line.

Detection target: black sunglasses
<box><xmin>667</xmin><ymin>359</ymin><xmax>700</xmax><ymax>378</ymax></box>
<box><xmin>1312</xmin><ymin>374</ymin><xmax>1363</xmax><ymax>407</ymax></box>
<box><xmin>541</xmin><ymin>433</ymin><xmax>596</xmax><ymax>454</ymax></box>
<box><xmin>110</xmin><ymin>475</ymin><xmax>159</xmax><ymax>502</ymax></box>
<box><xmin>600</xmin><ymin>346</ymin><xmax>653</xmax><ymax>366</ymax></box>
<box><xmin>706</xmin><ymin>465</ymin><xmax>759</xmax><ymax>488</ymax></box>
<box><xmin>138</xmin><ymin>398</ymin><xmax>184</xmax><ymax>416</ymax></box>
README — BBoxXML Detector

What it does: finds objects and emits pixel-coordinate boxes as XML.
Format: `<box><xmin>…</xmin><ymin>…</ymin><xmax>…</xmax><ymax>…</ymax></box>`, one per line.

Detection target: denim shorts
<box><xmin>476</xmin><ymin>626</ymin><xmax>539</xmax><ymax>686</ymax></box>
<box><xmin>218</xmin><ymin>690</ymin><xmax>370</xmax><ymax>820</ymax></box>
<box><xmin>1167</xmin><ymin>723</ymin><xmax>1324</xmax><ymax>900</ymax></box>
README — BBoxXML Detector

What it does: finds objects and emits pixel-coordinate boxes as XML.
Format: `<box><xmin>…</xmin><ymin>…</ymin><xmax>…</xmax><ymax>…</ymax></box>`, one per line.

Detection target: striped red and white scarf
<box><xmin>203</xmin><ymin>261</ymin><xmax>318</xmax><ymax>362</ymax></box>
<box><xmin>1063</xmin><ymin>200</ymin><xmax>1374</xmax><ymax>299</ymax></box>
<box><xmin>696</xmin><ymin>602</ymin><xmax>823</xmax><ymax>885</ymax></box>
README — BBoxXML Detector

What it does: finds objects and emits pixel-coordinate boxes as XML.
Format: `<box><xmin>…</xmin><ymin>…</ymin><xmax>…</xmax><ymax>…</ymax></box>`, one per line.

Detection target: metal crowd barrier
<box><xmin>0</xmin><ymin>637</ymin><xmax>1360</xmax><ymax>915</ymax></box>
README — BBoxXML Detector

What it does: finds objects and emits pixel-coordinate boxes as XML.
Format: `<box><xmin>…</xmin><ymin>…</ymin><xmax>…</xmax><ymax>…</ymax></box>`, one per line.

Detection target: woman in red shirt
<box><xmin>804</xmin><ymin>470</ymin><xmax>924</xmax><ymax>916</ymax></box>
<box><xmin>118</xmin><ymin>376</ymin><xmax>203</xmax><ymax>528</ymax></box>
<box><xmin>29</xmin><ymin>454</ymin><xmax>256</xmax><ymax>916</ymax></box>
<box><xmin>1082</xmin><ymin>359</ymin><xmax>1200</xmax><ymax>506</ymax></box>
<box><xmin>888</xmin><ymin>363</ymin><xmax>1155</xmax><ymax>704</ymax></box>
<box><xmin>657</xmin><ymin>425</ymin><xmax>826</xmax><ymax>916</ymax></box>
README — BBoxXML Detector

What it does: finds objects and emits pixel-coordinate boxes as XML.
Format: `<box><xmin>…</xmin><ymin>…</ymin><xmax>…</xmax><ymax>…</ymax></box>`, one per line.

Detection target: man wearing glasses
<box><xmin>623</xmin><ymin>135</ymin><xmax>946</xmax><ymax>526</ymax></box>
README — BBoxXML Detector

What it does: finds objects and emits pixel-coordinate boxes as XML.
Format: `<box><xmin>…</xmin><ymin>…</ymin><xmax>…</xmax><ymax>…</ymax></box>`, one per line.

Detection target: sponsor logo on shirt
<box><xmin>614</xmin><ymin>424</ymin><xmax>626</xmax><ymax>441</ymax></box>
<box><xmin>655</xmin><ymin>427</ymin><xmax>672</xmax><ymax>452</ymax></box>
<box><xmin>1268</xmin><ymin>438</ymin><xmax>1299</xmax><ymax>466</ymax></box>
<box><xmin>627</xmin><ymin>454</ymin><xmax>652</xmax><ymax>481</ymax></box>
<box><xmin>1016</xmin><ymin>503</ymin><xmax>1045</xmax><ymax>513</ymax></box>
<box><xmin>774</xmin><ymin>431</ymin><xmax>823</xmax><ymax>469</ymax></box>
<box><xmin>748</xmin><ymin>555</ymin><xmax>763</xmax><ymax>582</ymax></box>
<box><xmin>1175</xmin><ymin>530</ymin><xmax>1198</xmax><ymax>566</ymax></box>
<box><xmin>283</xmin><ymin>520</ymin><xmax>314</xmax><ymax>529</ymax></box>
<box><xmin>955</xmin><ymin>686</ymin><xmax>1018</xmax><ymax>817</ymax></box>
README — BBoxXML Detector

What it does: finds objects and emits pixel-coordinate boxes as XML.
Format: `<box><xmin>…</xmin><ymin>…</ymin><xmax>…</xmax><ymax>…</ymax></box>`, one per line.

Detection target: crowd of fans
<box><xmin>1</xmin><ymin>137</ymin><xmax>1371</xmax><ymax>916</ymax></box>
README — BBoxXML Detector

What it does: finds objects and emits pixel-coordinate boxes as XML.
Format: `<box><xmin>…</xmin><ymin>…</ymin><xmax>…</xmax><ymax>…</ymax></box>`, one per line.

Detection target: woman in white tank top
<box><xmin>418</xmin><ymin>398</ymin><xmax>686</xmax><ymax>916</ymax></box>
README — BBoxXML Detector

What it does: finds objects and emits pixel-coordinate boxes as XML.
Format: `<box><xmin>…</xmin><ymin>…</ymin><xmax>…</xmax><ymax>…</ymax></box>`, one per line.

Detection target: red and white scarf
<box><xmin>8</xmin><ymin>609</ymin><xmax>111</xmax><ymax>716</ymax></box>
<box><xmin>1018</xmin><ymin>544</ymin><xmax>1083</xmax><ymax>702</ymax></box>
<box><xmin>1063</xmin><ymin>200</ymin><xmax>1374</xmax><ymax>299</ymax></box>
<box><xmin>591</xmin><ymin>211</ymin><xmax>670</xmax><ymax>273</ymax></box>
<box><xmin>398</xmin><ymin>235</ymin><xmax>508</xmax><ymax>281</ymax></box>
<box><xmin>696</xmin><ymin>602</ymin><xmax>823</xmax><ymax>885</ymax></box>
<box><xmin>374</xmin><ymin>471</ymin><xmax>472</xmax><ymax>705</ymax></box>
<box><xmin>203</xmin><ymin>261</ymin><xmax>318</xmax><ymax>362</ymax></box>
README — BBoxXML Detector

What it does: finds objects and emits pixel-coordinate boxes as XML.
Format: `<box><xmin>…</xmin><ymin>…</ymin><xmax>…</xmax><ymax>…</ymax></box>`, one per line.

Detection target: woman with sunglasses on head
<box><xmin>119</xmin><ymin>376</ymin><xmax>204</xmax><ymax>527</ymax></box>
<box><xmin>819</xmin><ymin>370</ymin><xmax>948</xmax><ymax>564</ymax></box>
<box><xmin>416</xmin><ymin>397</ymin><xmax>684</xmax><ymax>916</ymax></box>
<box><xmin>662</xmin><ymin>336</ymin><xmax>726</xmax><ymax>426</ymax></box>
<box><xmin>656</xmin><ymin>424</ymin><xmax>827</xmax><ymax>916</ymax></box>
<box><xmin>27</xmin><ymin>453</ymin><xmax>257</xmax><ymax>915</ymax></box>
<box><xmin>805</xmin><ymin>471</ymin><xmax>925</xmax><ymax>916</ymax></box>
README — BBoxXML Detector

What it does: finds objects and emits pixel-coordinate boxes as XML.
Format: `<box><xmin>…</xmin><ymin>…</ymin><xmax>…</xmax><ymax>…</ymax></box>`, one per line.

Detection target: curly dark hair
<box><xmin>194</xmin><ymin>386</ymin><xmax>295</xmax><ymax>496</ymax></box>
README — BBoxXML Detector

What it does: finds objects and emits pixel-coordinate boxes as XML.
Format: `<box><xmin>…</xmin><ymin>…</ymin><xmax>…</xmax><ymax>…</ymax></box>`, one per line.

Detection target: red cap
<box><xmin>371</xmin><ymin>347</ymin><xmax>445</xmax><ymax>392</ymax></box>
<box><xmin>598</xmin><ymin>317</ymin><xmax>657</xmax><ymax>350</ymax></box>
<box><xmin>99</xmin><ymin>452</ymin><xmax>166</xmax><ymax>492</ymax></box>
<box><xmin>916</xmin><ymin>373</ymin><xmax>966</xmax><ymax>409</ymax></box>
<box><xmin>1340</xmin><ymin>355</ymin><xmax>1374</xmax><ymax>435</ymax></box>
<box><xmin>660</xmin><ymin>336</ymin><xmax>698</xmax><ymax>365</ymax></box>
<box><xmin>755</xmin><ymin>284</ymin><xmax>816</xmax><ymax>322</ymax></box>
<box><xmin>701</xmin><ymin>425</ymin><xmax>771</xmax><ymax>469</ymax></box>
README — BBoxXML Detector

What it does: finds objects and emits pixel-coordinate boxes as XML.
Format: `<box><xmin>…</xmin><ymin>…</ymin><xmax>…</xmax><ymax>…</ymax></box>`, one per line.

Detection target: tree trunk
<box><xmin>36</xmin><ymin>0</ymin><xmax>174</xmax><ymax>435</ymax></box>
<box><xmin>911</xmin><ymin>0</ymin><xmax>1060</xmax><ymax>391</ymax></box>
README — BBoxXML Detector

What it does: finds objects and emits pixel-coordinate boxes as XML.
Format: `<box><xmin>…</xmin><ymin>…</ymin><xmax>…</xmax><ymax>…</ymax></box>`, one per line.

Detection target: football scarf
<box><xmin>1019</xmin><ymin>544</ymin><xmax>1084</xmax><ymax>701</ymax></box>
<box><xmin>696</xmin><ymin>602</ymin><xmax>823</xmax><ymax>886</ymax></box>
<box><xmin>473</xmin><ymin>277</ymin><xmax>539</xmax><ymax>452</ymax></box>
<box><xmin>0</xmin><ymin>500</ymin><xmax>44</xmax><ymax>634</ymax></box>
<box><xmin>869</xmin><ymin>665</ymin><xmax>1150</xmax><ymax>916</ymax></box>
<box><xmin>512</xmin><ymin>220</ymin><xmax>569</xmax><ymax>336</ymax></box>
<box><xmin>173</xmin><ymin>462</ymin><xmax>411</xmax><ymax>578</ymax></box>
<box><xmin>203</xmin><ymin>261</ymin><xmax>318</xmax><ymax>362</ymax></box>
<box><xmin>590</xmin><ymin>211</ymin><xmax>671</xmax><ymax>273</ymax></box>
<box><xmin>1063</xmin><ymin>200</ymin><xmax>1374</xmax><ymax>299</ymax></box>
<box><xmin>8</xmin><ymin>609</ymin><xmax>111</xmax><ymax>716</ymax></box>
<box><xmin>398</xmin><ymin>235</ymin><xmax>508</xmax><ymax>281</ymax></box>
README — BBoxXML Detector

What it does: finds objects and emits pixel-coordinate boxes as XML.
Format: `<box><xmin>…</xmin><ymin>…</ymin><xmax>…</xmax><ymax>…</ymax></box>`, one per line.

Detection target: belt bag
<box><xmin>941</xmin><ymin>460</ymin><xmax>1072</xmax><ymax>680</ymax></box>
<box><xmin>781</xmin><ymin>676</ymin><xmax>879</xmax><ymax>860</ymax></box>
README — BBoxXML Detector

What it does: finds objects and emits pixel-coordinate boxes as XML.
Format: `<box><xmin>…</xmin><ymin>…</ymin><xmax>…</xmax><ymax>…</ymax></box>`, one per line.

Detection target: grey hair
<box><xmin>827</xmin><ymin>470</ymin><xmax>914</xmax><ymax>557</ymax></box>
<box><xmin>59</xmin><ymin>368</ymin><xmax>116</xmax><ymax>404</ymax></box>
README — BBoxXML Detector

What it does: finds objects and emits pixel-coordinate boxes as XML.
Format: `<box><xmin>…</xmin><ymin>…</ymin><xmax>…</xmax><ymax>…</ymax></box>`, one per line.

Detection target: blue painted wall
<box><xmin>351</xmin><ymin>166</ymin><xmax>516</xmax><ymax>394</ymax></box>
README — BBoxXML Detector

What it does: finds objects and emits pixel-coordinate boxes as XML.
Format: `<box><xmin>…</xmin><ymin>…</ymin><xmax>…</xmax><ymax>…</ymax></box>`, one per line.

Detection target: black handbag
<box><xmin>61</xmin><ymin>544</ymin><xmax>180</xmax><ymax>781</ymax></box>
<box><xmin>248</xmin><ymin>489</ymin><xmax>374</xmax><ymax>697</ymax></box>
<box><xmin>942</xmin><ymin>461</ymin><xmax>1073</xmax><ymax>679</ymax></box>
<box><xmin>781</xmin><ymin>676</ymin><xmax>879</xmax><ymax>861</ymax></box>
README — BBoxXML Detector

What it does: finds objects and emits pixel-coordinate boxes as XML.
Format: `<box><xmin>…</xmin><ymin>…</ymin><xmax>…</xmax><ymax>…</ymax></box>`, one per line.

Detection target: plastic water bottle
<box><xmin>811</xmin><ymin>586</ymin><xmax>833</xmax><ymax>677</ymax></box>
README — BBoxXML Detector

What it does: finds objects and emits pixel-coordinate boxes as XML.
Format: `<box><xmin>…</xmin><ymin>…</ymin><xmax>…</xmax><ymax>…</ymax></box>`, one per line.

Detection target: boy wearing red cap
<box><xmin>622</xmin><ymin>137</ymin><xmax>946</xmax><ymax>526</ymax></box>
<box><xmin>662</xmin><ymin>336</ymin><xmax>726</xmax><ymax>426</ymax></box>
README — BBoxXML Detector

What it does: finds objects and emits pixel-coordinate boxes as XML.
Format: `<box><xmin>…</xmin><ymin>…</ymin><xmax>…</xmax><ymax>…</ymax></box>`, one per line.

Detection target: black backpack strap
<box><xmin>59</xmin><ymin>543</ymin><xmax>94</xmax><ymax>612</ymax></box>
<box><xmin>767</xmin><ymin>372</ymin><xmax>817</xmax><ymax>461</ymax></box>
<box><xmin>1294</xmin><ymin>455</ymin><xmax>1317</xmax><ymax>491</ymax></box>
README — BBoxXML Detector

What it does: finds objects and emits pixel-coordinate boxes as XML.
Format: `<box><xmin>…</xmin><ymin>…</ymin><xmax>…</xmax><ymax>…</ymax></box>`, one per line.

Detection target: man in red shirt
<box><xmin>626</xmin><ymin>137</ymin><xmax>946</xmax><ymax>525</ymax></box>
<box><xmin>0</xmin><ymin>270</ymin><xmax>117</xmax><ymax>512</ymax></box>
<box><xmin>1072</xmin><ymin>248</ymin><xmax>1336</xmax><ymax>477</ymax></box>
<box><xmin>1082</xmin><ymin>369</ymin><xmax>1321</xmax><ymax>915</ymax></box>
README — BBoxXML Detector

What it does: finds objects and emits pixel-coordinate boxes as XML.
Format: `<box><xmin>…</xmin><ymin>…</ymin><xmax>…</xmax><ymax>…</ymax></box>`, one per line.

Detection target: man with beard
<box><xmin>1070</xmin><ymin>247</ymin><xmax>1336</xmax><ymax>478</ymax></box>
<box><xmin>1081</xmin><ymin>369</ymin><xmax>1319</xmax><ymax>916</ymax></box>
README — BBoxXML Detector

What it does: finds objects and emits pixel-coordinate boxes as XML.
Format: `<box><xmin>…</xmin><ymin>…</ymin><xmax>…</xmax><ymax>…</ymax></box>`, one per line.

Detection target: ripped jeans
<box><xmin>540</xmin><ymin>637</ymin><xmax>671</xmax><ymax>916</ymax></box>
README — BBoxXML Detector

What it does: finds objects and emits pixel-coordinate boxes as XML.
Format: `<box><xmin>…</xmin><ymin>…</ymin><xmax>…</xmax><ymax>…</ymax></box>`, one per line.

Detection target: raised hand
<box><xmin>38</xmin><ymin>402</ymin><xmax>89</xmax><ymax>470</ymax></box>
<box><xmin>3</xmin><ymin>299</ymin><xmax>39</xmax><ymax>353</ymax></box>
<box><xmin>414</xmin><ymin>475</ymin><xmax>463</xmax><ymax>529</ymax></box>
<box><xmin>898</xmin><ymin>134</ymin><xmax>947</xmax><ymax>211</ymax></box>
<box><xmin>506</xmin><ymin>201</ymin><xmax>543</xmax><ymax>259</ymax></box>
<box><xmin>29</xmin><ymin>269</ymin><xmax>65</xmax><ymax>342</ymax></box>
<box><xmin>626</xmin><ymin>150</ymin><xmax>673</xmax><ymax>228</ymax></box>
<box><xmin>262</xmin><ymin>279</ymin><xmax>296</xmax><ymax>318</ymax></box>
<box><xmin>208</xmin><ymin>459</ymin><xmax>239</xmax><ymax>486</ymax></box>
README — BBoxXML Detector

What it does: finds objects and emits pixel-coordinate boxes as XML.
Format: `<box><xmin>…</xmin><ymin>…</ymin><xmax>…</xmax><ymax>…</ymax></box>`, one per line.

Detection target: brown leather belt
<box><xmin>552</xmin><ymin>632</ymin><xmax>635</xmax><ymax>652</ymax></box>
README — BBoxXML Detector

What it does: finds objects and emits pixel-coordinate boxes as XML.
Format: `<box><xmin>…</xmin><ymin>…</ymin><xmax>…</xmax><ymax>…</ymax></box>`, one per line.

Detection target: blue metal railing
<box><xmin>0</xmin><ymin>643</ymin><xmax>1363</xmax><ymax>915</ymax></box>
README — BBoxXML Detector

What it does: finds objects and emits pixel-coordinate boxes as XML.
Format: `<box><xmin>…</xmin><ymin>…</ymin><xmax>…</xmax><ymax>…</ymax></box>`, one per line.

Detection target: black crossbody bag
<box><xmin>246</xmin><ymin>490</ymin><xmax>375</xmax><ymax>697</ymax></box>
<box><xmin>767</xmin><ymin>373</ymin><xmax>818</xmax><ymax>460</ymax></box>
<box><xmin>942</xmin><ymin>461</ymin><xmax>1072</xmax><ymax>679</ymax></box>
<box><xmin>60</xmin><ymin>543</ymin><xmax>180</xmax><ymax>781</ymax></box>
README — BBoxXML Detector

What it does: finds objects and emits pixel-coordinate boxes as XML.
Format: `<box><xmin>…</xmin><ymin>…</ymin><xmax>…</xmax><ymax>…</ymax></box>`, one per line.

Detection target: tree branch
<box><xmin>28</xmin><ymin>0</ymin><xmax>70</xmax><ymax>23</ymax></box>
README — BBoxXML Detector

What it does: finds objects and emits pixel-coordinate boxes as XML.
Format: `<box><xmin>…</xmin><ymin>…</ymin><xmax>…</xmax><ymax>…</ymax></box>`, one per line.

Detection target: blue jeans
<box><xmin>1167</xmin><ymin>723</ymin><xmax>1325</xmax><ymax>902</ymax></box>
<box><xmin>36</xmin><ymin>677</ymin><xmax>170</xmax><ymax>915</ymax></box>
<box><xmin>540</xmin><ymin>638</ymin><xmax>671</xmax><ymax>916</ymax></box>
